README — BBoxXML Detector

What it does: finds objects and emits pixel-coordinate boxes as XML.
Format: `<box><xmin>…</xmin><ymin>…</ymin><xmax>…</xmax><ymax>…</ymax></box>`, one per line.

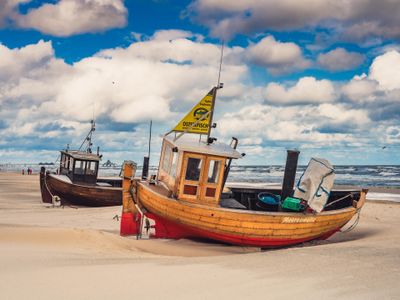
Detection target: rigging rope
<box><xmin>340</xmin><ymin>209</ymin><xmax>361</xmax><ymax>233</ymax></box>
<box><xmin>324</xmin><ymin>193</ymin><xmax>354</xmax><ymax>209</ymax></box>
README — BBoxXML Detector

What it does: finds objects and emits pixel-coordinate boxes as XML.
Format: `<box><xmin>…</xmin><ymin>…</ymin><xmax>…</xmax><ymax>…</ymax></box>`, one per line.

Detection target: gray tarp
<box><xmin>293</xmin><ymin>158</ymin><xmax>335</xmax><ymax>213</ymax></box>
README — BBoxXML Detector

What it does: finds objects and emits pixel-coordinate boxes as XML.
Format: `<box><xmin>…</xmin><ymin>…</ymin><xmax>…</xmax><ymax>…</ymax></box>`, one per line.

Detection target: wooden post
<box><xmin>120</xmin><ymin>161</ymin><xmax>141</xmax><ymax>236</ymax></box>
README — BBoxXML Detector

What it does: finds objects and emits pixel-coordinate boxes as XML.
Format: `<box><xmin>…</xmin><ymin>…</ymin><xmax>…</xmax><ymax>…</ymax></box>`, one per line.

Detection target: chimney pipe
<box><xmin>142</xmin><ymin>156</ymin><xmax>149</xmax><ymax>180</ymax></box>
<box><xmin>281</xmin><ymin>150</ymin><xmax>300</xmax><ymax>202</ymax></box>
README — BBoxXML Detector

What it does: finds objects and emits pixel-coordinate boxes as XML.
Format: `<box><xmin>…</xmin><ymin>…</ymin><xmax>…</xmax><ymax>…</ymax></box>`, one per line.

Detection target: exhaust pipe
<box><xmin>281</xmin><ymin>150</ymin><xmax>300</xmax><ymax>202</ymax></box>
<box><xmin>141</xmin><ymin>156</ymin><xmax>149</xmax><ymax>180</ymax></box>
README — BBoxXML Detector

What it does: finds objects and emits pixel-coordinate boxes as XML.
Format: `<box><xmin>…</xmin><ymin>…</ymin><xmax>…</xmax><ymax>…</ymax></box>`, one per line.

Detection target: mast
<box><xmin>78</xmin><ymin>119</ymin><xmax>96</xmax><ymax>153</ymax></box>
<box><xmin>167</xmin><ymin>40</ymin><xmax>225</xmax><ymax>143</ymax></box>
<box><xmin>148</xmin><ymin>120</ymin><xmax>152</xmax><ymax>163</ymax></box>
<box><xmin>206</xmin><ymin>41</ymin><xmax>224</xmax><ymax>144</ymax></box>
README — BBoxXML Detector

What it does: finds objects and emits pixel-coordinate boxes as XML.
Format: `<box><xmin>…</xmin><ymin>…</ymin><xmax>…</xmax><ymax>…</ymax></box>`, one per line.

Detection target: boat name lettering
<box><xmin>282</xmin><ymin>217</ymin><xmax>316</xmax><ymax>223</ymax></box>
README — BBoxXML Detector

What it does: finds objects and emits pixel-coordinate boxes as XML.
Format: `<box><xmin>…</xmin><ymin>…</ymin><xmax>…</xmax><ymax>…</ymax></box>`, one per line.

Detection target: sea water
<box><xmin>1</xmin><ymin>164</ymin><xmax>399</xmax><ymax>201</ymax></box>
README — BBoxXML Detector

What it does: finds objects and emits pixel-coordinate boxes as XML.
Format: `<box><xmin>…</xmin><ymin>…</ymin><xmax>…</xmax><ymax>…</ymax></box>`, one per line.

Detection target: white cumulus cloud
<box><xmin>188</xmin><ymin>0</ymin><xmax>400</xmax><ymax>42</ymax></box>
<box><xmin>317</xmin><ymin>48</ymin><xmax>364</xmax><ymax>72</ymax></box>
<box><xmin>342</xmin><ymin>50</ymin><xmax>400</xmax><ymax>106</ymax></box>
<box><xmin>15</xmin><ymin>0</ymin><xmax>127</xmax><ymax>36</ymax></box>
<box><xmin>0</xmin><ymin>0</ymin><xmax>29</xmax><ymax>26</ymax></box>
<box><xmin>0</xmin><ymin>32</ymin><xmax>248</xmax><ymax>160</ymax></box>
<box><xmin>264</xmin><ymin>77</ymin><xmax>336</xmax><ymax>105</ymax></box>
<box><xmin>369</xmin><ymin>50</ymin><xmax>400</xmax><ymax>91</ymax></box>
<box><xmin>245</xmin><ymin>36</ymin><xmax>310</xmax><ymax>75</ymax></box>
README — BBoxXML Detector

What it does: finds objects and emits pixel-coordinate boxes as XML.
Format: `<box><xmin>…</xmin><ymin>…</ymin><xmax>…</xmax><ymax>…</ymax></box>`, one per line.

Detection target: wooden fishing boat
<box><xmin>40</xmin><ymin>150</ymin><xmax>123</xmax><ymax>206</ymax></box>
<box><xmin>120</xmin><ymin>86</ymin><xmax>368</xmax><ymax>247</ymax></box>
<box><xmin>39</xmin><ymin>121</ymin><xmax>124</xmax><ymax>207</ymax></box>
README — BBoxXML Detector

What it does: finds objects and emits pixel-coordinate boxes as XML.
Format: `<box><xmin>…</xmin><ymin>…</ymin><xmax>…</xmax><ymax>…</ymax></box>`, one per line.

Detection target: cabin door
<box><xmin>199</xmin><ymin>157</ymin><xmax>225</xmax><ymax>205</ymax></box>
<box><xmin>179</xmin><ymin>153</ymin><xmax>206</xmax><ymax>202</ymax></box>
<box><xmin>180</xmin><ymin>153</ymin><xmax>225</xmax><ymax>206</ymax></box>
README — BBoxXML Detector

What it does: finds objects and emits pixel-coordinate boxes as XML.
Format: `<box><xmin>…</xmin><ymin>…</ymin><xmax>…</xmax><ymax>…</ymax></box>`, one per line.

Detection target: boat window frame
<box><xmin>85</xmin><ymin>160</ymin><xmax>98</xmax><ymax>175</ymax></box>
<box><xmin>68</xmin><ymin>157</ymin><xmax>73</xmax><ymax>172</ymax></box>
<box><xmin>207</xmin><ymin>159</ymin><xmax>221</xmax><ymax>184</ymax></box>
<box><xmin>179</xmin><ymin>153</ymin><xmax>206</xmax><ymax>200</ymax></box>
<box><xmin>161</xmin><ymin>143</ymin><xmax>173</xmax><ymax>174</ymax></box>
<box><xmin>184</xmin><ymin>156</ymin><xmax>203</xmax><ymax>182</ymax></box>
<box><xmin>170</xmin><ymin>150</ymin><xmax>179</xmax><ymax>178</ymax></box>
<box><xmin>60</xmin><ymin>153</ymin><xmax>65</xmax><ymax>169</ymax></box>
<box><xmin>73</xmin><ymin>159</ymin><xmax>84</xmax><ymax>175</ymax></box>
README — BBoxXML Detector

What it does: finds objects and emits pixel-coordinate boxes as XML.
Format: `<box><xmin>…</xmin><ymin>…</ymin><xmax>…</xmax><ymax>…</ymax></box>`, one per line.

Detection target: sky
<box><xmin>0</xmin><ymin>0</ymin><xmax>399</xmax><ymax>166</ymax></box>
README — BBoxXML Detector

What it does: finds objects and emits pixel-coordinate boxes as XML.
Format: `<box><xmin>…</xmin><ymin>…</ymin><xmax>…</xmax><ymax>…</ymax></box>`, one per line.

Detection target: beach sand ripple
<box><xmin>0</xmin><ymin>173</ymin><xmax>399</xmax><ymax>299</ymax></box>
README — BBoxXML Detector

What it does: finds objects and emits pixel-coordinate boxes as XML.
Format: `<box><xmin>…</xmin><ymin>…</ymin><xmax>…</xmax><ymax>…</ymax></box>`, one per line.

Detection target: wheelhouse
<box><xmin>59</xmin><ymin>150</ymin><xmax>100</xmax><ymax>185</ymax></box>
<box><xmin>157</xmin><ymin>135</ymin><xmax>242</xmax><ymax>206</ymax></box>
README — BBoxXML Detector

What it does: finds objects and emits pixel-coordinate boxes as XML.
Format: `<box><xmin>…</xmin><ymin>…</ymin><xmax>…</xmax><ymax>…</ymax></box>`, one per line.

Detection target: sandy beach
<box><xmin>0</xmin><ymin>172</ymin><xmax>399</xmax><ymax>299</ymax></box>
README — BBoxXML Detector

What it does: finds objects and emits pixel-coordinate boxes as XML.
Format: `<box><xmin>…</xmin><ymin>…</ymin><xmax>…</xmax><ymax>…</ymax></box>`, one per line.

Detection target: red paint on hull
<box><xmin>120</xmin><ymin>212</ymin><xmax>142</xmax><ymax>236</ymax></box>
<box><xmin>145</xmin><ymin>213</ymin><xmax>340</xmax><ymax>248</ymax></box>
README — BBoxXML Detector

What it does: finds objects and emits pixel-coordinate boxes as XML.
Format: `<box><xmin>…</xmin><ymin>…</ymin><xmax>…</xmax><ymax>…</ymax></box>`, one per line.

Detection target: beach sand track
<box><xmin>1</xmin><ymin>172</ymin><xmax>400</xmax><ymax>299</ymax></box>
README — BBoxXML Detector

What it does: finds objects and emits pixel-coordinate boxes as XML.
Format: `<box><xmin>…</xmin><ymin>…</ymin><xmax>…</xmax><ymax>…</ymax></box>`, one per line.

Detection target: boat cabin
<box><xmin>157</xmin><ymin>135</ymin><xmax>242</xmax><ymax>206</ymax></box>
<box><xmin>59</xmin><ymin>150</ymin><xmax>100</xmax><ymax>185</ymax></box>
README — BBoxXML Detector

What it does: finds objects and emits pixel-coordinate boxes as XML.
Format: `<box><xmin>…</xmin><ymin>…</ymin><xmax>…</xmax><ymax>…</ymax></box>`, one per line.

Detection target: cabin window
<box><xmin>86</xmin><ymin>161</ymin><xmax>97</xmax><ymax>175</ymax></box>
<box><xmin>170</xmin><ymin>152</ymin><xmax>178</xmax><ymax>177</ymax></box>
<box><xmin>207</xmin><ymin>160</ymin><xmax>221</xmax><ymax>183</ymax></box>
<box><xmin>185</xmin><ymin>157</ymin><xmax>202</xmax><ymax>181</ymax></box>
<box><xmin>162</xmin><ymin>144</ymin><xmax>172</xmax><ymax>173</ymax></box>
<box><xmin>60</xmin><ymin>154</ymin><xmax>65</xmax><ymax>168</ymax></box>
<box><xmin>74</xmin><ymin>160</ymin><xmax>85</xmax><ymax>175</ymax></box>
<box><xmin>68</xmin><ymin>158</ymin><xmax>73</xmax><ymax>171</ymax></box>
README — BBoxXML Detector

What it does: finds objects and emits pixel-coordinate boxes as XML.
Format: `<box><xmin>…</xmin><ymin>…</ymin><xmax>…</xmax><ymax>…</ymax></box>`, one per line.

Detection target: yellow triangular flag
<box><xmin>173</xmin><ymin>88</ymin><xmax>215</xmax><ymax>134</ymax></box>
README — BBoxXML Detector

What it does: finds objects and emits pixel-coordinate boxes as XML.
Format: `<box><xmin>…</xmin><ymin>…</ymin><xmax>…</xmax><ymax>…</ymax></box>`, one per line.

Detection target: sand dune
<box><xmin>0</xmin><ymin>172</ymin><xmax>399</xmax><ymax>299</ymax></box>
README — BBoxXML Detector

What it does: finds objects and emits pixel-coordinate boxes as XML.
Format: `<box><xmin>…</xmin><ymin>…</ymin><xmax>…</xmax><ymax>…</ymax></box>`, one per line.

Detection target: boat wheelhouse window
<box><xmin>162</xmin><ymin>144</ymin><xmax>172</xmax><ymax>173</ymax></box>
<box><xmin>85</xmin><ymin>161</ymin><xmax>97</xmax><ymax>175</ymax></box>
<box><xmin>185</xmin><ymin>157</ymin><xmax>202</xmax><ymax>181</ymax></box>
<box><xmin>68</xmin><ymin>157</ymin><xmax>73</xmax><ymax>171</ymax></box>
<box><xmin>60</xmin><ymin>153</ymin><xmax>66</xmax><ymax>168</ymax></box>
<box><xmin>74</xmin><ymin>160</ymin><xmax>85</xmax><ymax>175</ymax></box>
<box><xmin>170</xmin><ymin>152</ymin><xmax>178</xmax><ymax>177</ymax></box>
<box><xmin>207</xmin><ymin>160</ymin><xmax>221</xmax><ymax>183</ymax></box>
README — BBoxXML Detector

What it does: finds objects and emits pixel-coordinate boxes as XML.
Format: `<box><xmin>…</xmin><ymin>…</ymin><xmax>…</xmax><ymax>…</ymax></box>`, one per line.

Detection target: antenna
<box><xmin>92</xmin><ymin>102</ymin><xmax>96</xmax><ymax>124</ymax></box>
<box><xmin>148</xmin><ymin>120</ymin><xmax>152</xmax><ymax>163</ymax></box>
<box><xmin>207</xmin><ymin>40</ymin><xmax>225</xmax><ymax>144</ymax></box>
<box><xmin>217</xmin><ymin>40</ymin><xmax>224</xmax><ymax>88</ymax></box>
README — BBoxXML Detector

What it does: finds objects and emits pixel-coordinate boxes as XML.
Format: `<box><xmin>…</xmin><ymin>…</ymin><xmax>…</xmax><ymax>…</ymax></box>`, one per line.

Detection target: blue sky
<box><xmin>0</xmin><ymin>0</ymin><xmax>399</xmax><ymax>166</ymax></box>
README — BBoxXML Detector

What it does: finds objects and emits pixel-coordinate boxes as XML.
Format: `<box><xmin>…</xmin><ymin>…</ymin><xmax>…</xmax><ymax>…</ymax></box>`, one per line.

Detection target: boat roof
<box><xmin>60</xmin><ymin>150</ymin><xmax>101</xmax><ymax>161</ymax></box>
<box><xmin>164</xmin><ymin>134</ymin><xmax>242</xmax><ymax>159</ymax></box>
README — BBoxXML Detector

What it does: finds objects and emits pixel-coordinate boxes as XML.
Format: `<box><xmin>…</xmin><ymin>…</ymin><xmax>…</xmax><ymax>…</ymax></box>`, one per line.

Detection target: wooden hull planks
<box><xmin>40</xmin><ymin>172</ymin><xmax>122</xmax><ymax>207</ymax></box>
<box><xmin>137</xmin><ymin>182</ymin><xmax>364</xmax><ymax>247</ymax></box>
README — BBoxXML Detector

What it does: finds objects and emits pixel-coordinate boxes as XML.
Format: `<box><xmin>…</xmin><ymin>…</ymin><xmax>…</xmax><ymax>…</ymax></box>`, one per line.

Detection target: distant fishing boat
<box><xmin>40</xmin><ymin>120</ymin><xmax>125</xmax><ymax>207</ymax></box>
<box><xmin>120</xmin><ymin>85</ymin><xmax>368</xmax><ymax>247</ymax></box>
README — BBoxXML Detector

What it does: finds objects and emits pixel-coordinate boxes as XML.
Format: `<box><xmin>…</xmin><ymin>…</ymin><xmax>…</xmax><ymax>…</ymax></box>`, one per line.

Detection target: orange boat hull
<box><xmin>137</xmin><ymin>183</ymin><xmax>365</xmax><ymax>247</ymax></box>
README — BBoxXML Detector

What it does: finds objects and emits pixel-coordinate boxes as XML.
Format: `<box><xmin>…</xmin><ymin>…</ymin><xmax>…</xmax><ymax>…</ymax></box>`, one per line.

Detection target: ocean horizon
<box><xmin>2</xmin><ymin>163</ymin><xmax>399</xmax><ymax>188</ymax></box>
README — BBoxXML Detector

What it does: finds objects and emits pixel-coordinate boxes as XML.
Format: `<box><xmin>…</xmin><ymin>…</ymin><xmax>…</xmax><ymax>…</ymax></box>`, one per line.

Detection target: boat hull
<box><xmin>40</xmin><ymin>171</ymin><xmax>122</xmax><ymax>207</ymax></box>
<box><xmin>137</xmin><ymin>183</ymin><xmax>361</xmax><ymax>247</ymax></box>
